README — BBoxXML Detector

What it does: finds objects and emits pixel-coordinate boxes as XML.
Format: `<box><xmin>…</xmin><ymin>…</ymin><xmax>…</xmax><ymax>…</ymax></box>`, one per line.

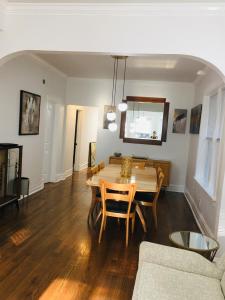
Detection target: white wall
<box><xmin>1</xmin><ymin>3</ymin><xmax>225</xmax><ymax>79</ymax></box>
<box><xmin>0</xmin><ymin>54</ymin><xmax>66</xmax><ymax>194</ymax></box>
<box><xmin>66</xmin><ymin>77</ymin><xmax>195</xmax><ymax>191</ymax></box>
<box><xmin>74</xmin><ymin>106</ymin><xmax>99</xmax><ymax>171</ymax></box>
<box><xmin>185</xmin><ymin>69</ymin><xmax>224</xmax><ymax>237</ymax></box>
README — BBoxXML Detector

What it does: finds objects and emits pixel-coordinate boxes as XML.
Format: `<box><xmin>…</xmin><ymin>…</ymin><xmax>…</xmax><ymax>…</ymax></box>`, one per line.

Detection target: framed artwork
<box><xmin>172</xmin><ymin>109</ymin><xmax>187</xmax><ymax>134</ymax></box>
<box><xmin>88</xmin><ymin>142</ymin><xmax>96</xmax><ymax>167</ymax></box>
<box><xmin>19</xmin><ymin>90</ymin><xmax>41</xmax><ymax>135</ymax></box>
<box><xmin>190</xmin><ymin>104</ymin><xmax>202</xmax><ymax>134</ymax></box>
<box><xmin>103</xmin><ymin>105</ymin><xmax>116</xmax><ymax>129</ymax></box>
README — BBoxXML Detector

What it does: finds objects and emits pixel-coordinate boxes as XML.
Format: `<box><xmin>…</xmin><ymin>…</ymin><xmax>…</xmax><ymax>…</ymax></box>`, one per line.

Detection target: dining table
<box><xmin>86</xmin><ymin>164</ymin><xmax>158</xmax><ymax>231</ymax></box>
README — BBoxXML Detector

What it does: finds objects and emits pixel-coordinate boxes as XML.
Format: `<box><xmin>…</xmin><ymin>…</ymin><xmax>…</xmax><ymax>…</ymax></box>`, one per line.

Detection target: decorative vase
<box><xmin>121</xmin><ymin>156</ymin><xmax>132</xmax><ymax>178</ymax></box>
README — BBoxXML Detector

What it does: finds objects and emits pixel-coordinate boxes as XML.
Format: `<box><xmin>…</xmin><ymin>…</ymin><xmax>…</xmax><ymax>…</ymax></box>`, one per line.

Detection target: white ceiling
<box><xmin>35</xmin><ymin>52</ymin><xmax>206</xmax><ymax>82</ymax></box>
<box><xmin>7</xmin><ymin>0</ymin><xmax>225</xmax><ymax>2</ymax></box>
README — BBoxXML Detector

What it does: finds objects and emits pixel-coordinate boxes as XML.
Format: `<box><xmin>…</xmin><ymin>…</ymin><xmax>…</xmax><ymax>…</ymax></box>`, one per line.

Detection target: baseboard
<box><xmin>64</xmin><ymin>168</ymin><xmax>73</xmax><ymax>179</ymax></box>
<box><xmin>184</xmin><ymin>188</ymin><xmax>214</xmax><ymax>238</ymax></box>
<box><xmin>78</xmin><ymin>162</ymin><xmax>88</xmax><ymax>171</ymax></box>
<box><xmin>167</xmin><ymin>184</ymin><xmax>184</xmax><ymax>193</ymax></box>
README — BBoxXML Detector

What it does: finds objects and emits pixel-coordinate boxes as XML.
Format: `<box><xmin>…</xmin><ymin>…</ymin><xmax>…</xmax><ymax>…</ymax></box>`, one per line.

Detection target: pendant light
<box><xmin>118</xmin><ymin>57</ymin><xmax>128</xmax><ymax>112</ymax></box>
<box><xmin>108</xmin><ymin>122</ymin><xmax>117</xmax><ymax>132</ymax></box>
<box><xmin>107</xmin><ymin>57</ymin><xmax>118</xmax><ymax>122</ymax></box>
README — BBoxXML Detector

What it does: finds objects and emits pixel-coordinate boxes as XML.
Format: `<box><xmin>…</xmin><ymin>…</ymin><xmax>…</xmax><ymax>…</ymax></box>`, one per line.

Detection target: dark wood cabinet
<box><xmin>0</xmin><ymin>144</ymin><xmax>23</xmax><ymax>208</ymax></box>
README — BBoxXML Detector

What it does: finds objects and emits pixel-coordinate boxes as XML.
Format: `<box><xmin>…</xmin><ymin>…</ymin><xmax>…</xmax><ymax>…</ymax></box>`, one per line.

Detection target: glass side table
<box><xmin>169</xmin><ymin>231</ymin><xmax>219</xmax><ymax>261</ymax></box>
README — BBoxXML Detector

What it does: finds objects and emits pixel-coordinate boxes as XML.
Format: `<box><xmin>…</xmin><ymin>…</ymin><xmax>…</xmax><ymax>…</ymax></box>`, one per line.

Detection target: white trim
<box><xmin>64</xmin><ymin>168</ymin><xmax>73</xmax><ymax>179</ymax></box>
<box><xmin>194</xmin><ymin>175</ymin><xmax>216</xmax><ymax>201</ymax></box>
<box><xmin>167</xmin><ymin>184</ymin><xmax>184</xmax><ymax>193</ymax></box>
<box><xmin>77</xmin><ymin>162</ymin><xmax>88</xmax><ymax>171</ymax></box>
<box><xmin>6</xmin><ymin>3</ymin><xmax>225</xmax><ymax>17</ymax></box>
<box><xmin>184</xmin><ymin>188</ymin><xmax>215</xmax><ymax>238</ymax></box>
<box><xmin>55</xmin><ymin>172</ymin><xmax>65</xmax><ymax>182</ymax></box>
<box><xmin>29</xmin><ymin>53</ymin><xmax>67</xmax><ymax>78</ymax></box>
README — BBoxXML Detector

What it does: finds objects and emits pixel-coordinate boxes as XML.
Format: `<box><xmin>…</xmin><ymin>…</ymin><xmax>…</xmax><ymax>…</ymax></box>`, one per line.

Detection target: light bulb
<box><xmin>108</xmin><ymin>122</ymin><xmax>117</xmax><ymax>132</ymax></box>
<box><xmin>118</xmin><ymin>102</ymin><xmax>128</xmax><ymax>112</ymax></box>
<box><xmin>107</xmin><ymin>111</ymin><xmax>116</xmax><ymax>121</ymax></box>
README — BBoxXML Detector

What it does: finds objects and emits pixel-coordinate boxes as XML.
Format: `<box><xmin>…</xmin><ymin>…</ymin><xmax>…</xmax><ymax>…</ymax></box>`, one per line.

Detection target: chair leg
<box><xmin>132</xmin><ymin>214</ymin><xmax>135</xmax><ymax>234</ymax></box>
<box><xmin>126</xmin><ymin>218</ymin><xmax>129</xmax><ymax>247</ymax></box>
<box><xmin>136</xmin><ymin>205</ymin><xmax>147</xmax><ymax>232</ymax></box>
<box><xmin>103</xmin><ymin>216</ymin><xmax>107</xmax><ymax>230</ymax></box>
<box><xmin>98</xmin><ymin>215</ymin><xmax>105</xmax><ymax>244</ymax></box>
<box><xmin>95</xmin><ymin>210</ymin><xmax>102</xmax><ymax>225</ymax></box>
<box><xmin>152</xmin><ymin>204</ymin><xmax>158</xmax><ymax>229</ymax></box>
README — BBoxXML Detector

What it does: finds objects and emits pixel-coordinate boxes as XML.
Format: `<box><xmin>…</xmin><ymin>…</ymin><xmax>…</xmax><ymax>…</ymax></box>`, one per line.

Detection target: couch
<box><xmin>132</xmin><ymin>241</ymin><xmax>225</xmax><ymax>300</ymax></box>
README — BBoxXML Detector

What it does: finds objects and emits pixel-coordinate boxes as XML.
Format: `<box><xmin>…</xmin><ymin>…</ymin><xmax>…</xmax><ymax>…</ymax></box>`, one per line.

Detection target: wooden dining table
<box><xmin>86</xmin><ymin>164</ymin><xmax>158</xmax><ymax>232</ymax></box>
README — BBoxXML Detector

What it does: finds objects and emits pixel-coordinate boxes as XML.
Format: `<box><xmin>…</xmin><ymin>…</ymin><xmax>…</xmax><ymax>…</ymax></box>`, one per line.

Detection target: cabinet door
<box><xmin>109</xmin><ymin>157</ymin><xmax>122</xmax><ymax>164</ymax></box>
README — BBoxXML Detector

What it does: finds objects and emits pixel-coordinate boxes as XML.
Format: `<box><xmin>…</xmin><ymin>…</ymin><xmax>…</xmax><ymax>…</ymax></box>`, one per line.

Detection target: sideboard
<box><xmin>109</xmin><ymin>156</ymin><xmax>171</xmax><ymax>187</ymax></box>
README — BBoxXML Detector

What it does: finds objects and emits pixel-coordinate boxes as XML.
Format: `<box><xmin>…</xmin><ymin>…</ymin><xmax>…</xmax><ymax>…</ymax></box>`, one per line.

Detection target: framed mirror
<box><xmin>120</xmin><ymin>96</ymin><xmax>170</xmax><ymax>145</ymax></box>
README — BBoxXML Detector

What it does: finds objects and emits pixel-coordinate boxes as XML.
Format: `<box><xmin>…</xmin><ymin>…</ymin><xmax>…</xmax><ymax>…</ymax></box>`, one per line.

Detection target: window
<box><xmin>195</xmin><ymin>87</ymin><xmax>225</xmax><ymax>199</ymax></box>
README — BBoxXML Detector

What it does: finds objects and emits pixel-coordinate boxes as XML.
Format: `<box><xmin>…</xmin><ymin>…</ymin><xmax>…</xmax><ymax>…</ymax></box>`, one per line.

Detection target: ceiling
<box><xmin>7</xmin><ymin>0</ymin><xmax>225</xmax><ymax>2</ymax></box>
<box><xmin>35</xmin><ymin>52</ymin><xmax>206</xmax><ymax>82</ymax></box>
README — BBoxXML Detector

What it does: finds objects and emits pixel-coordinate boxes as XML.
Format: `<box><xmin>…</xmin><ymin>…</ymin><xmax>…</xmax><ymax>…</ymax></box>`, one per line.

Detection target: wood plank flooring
<box><xmin>0</xmin><ymin>170</ymin><xmax>199</xmax><ymax>300</ymax></box>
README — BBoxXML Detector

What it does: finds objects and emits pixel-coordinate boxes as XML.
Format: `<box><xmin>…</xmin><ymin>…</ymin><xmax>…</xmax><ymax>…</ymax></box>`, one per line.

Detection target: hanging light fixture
<box><xmin>118</xmin><ymin>57</ymin><xmax>128</xmax><ymax>112</ymax></box>
<box><xmin>107</xmin><ymin>57</ymin><xmax>118</xmax><ymax>123</ymax></box>
<box><xmin>108</xmin><ymin>122</ymin><xmax>117</xmax><ymax>132</ymax></box>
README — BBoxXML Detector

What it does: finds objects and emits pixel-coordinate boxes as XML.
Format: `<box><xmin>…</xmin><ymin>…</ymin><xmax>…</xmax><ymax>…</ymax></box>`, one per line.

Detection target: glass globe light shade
<box><xmin>118</xmin><ymin>102</ymin><xmax>128</xmax><ymax>112</ymax></box>
<box><xmin>108</xmin><ymin>122</ymin><xmax>118</xmax><ymax>132</ymax></box>
<box><xmin>107</xmin><ymin>111</ymin><xmax>116</xmax><ymax>121</ymax></box>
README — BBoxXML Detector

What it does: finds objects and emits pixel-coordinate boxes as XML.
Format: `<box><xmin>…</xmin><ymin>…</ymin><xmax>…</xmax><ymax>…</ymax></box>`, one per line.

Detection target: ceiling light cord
<box><xmin>113</xmin><ymin>57</ymin><xmax>119</xmax><ymax>107</ymax></box>
<box><xmin>111</xmin><ymin>57</ymin><xmax>116</xmax><ymax>108</ymax></box>
<box><xmin>122</xmin><ymin>57</ymin><xmax>127</xmax><ymax>100</ymax></box>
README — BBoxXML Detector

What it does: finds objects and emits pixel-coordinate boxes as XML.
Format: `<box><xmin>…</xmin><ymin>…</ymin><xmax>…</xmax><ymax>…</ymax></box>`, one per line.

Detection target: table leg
<box><xmin>136</xmin><ymin>204</ymin><xmax>147</xmax><ymax>233</ymax></box>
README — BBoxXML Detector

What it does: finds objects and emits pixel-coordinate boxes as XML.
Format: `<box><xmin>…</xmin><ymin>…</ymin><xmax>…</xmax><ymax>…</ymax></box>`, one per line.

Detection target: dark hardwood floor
<box><xmin>0</xmin><ymin>170</ymin><xmax>199</xmax><ymax>300</ymax></box>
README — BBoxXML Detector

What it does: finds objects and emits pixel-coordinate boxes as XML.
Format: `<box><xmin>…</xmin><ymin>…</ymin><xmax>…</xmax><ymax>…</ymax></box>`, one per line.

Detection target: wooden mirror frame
<box><xmin>120</xmin><ymin>96</ymin><xmax>170</xmax><ymax>145</ymax></box>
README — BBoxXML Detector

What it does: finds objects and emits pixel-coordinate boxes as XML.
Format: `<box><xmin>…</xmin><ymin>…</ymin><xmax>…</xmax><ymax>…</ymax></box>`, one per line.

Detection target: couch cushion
<box><xmin>134</xmin><ymin>262</ymin><xmax>224</xmax><ymax>300</ymax></box>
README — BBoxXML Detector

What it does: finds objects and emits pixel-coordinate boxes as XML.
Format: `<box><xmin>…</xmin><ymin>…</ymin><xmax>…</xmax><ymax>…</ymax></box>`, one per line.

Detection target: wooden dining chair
<box><xmin>132</xmin><ymin>161</ymin><xmax>146</xmax><ymax>168</ymax></box>
<box><xmin>89</xmin><ymin>165</ymin><xmax>101</xmax><ymax>220</ymax></box>
<box><xmin>134</xmin><ymin>170</ymin><xmax>164</xmax><ymax>229</ymax></box>
<box><xmin>98</xmin><ymin>161</ymin><xmax>105</xmax><ymax>171</ymax></box>
<box><xmin>99</xmin><ymin>180</ymin><xmax>137</xmax><ymax>247</ymax></box>
<box><xmin>91</xmin><ymin>165</ymin><xmax>99</xmax><ymax>175</ymax></box>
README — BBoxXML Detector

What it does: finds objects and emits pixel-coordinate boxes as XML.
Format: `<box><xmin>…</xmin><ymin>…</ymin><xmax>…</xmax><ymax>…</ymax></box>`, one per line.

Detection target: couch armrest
<box><xmin>139</xmin><ymin>242</ymin><xmax>222</xmax><ymax>279</ymax></box>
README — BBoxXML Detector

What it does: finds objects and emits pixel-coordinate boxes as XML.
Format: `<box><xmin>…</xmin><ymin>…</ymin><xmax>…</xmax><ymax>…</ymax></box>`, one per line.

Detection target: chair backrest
<box><xmin>91</xmin><ymin>165</ymin><xmax>99</xmax><ymax>175</ymax></box>
<box><xmin>153</xmin><ymin>171</ymin><xmax>164</xmax><ymax>202</ymax></box>
<box><xmin>98</xmin><ymin>161</ymin><xmax>105</xmax><ymax>171</ymax></box>
<box><xmin>100</xmin><ymin>180</ymin><xmax>137</xmax><ymax>214</ymax></box>
<box><xmin>132</xmin><ymin>161</ymin><xmax>146</xmax><ymax>168</ymax></box>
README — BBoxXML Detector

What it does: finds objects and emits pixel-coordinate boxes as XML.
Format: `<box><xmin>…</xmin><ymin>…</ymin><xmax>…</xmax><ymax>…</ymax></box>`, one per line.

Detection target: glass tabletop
<box><xmin>169</xmin><ymin>231</ymin><xmax>219</xmax><ymax>252</ymax></box>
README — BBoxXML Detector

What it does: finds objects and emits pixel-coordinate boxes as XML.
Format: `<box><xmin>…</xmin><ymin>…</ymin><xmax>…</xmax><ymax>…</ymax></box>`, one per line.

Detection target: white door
<box><xmin>42</xmin><ymin>102</ymin><xmax>54</xmax><ymax>183</ymax></box>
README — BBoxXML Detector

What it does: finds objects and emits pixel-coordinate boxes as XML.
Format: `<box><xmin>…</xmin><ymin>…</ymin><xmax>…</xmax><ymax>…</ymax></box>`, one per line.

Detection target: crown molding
<box><xmin>5</xmin><ymin>3</ymin><xmax>225</xmax><ymax>17</ymax></box>
<box><xmin>0</xmin><ymin>0</ymin><xmax>7</xmax><ymax>31</ymax></box>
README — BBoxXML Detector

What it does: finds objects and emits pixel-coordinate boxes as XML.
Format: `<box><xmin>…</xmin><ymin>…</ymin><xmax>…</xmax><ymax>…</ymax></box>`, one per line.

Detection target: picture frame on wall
<box><xmin>190</xmin><ymin>104</ymin><xmax>202</xmax><ymax>134</ymax></box>
<box><xmin>19</xmin><ymin>90</ymin><xmax>41</xmax><ymax>135</ymax></box>
<box><xmin>172</xmin><ymin>109</ymin><xmax>187</xmax><ymax>134</ymax></box>
<box><xmin>88</xmin><ymin>142</ymin><xmax>96</xmax><ymax>167</ymax></box>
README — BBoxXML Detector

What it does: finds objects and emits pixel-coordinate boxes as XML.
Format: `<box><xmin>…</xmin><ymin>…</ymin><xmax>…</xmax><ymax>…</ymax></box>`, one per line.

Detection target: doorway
<box><xmin>73</xmin><ymin>110</ymin><xmax>80</xmax><ymax>172</ymax></box>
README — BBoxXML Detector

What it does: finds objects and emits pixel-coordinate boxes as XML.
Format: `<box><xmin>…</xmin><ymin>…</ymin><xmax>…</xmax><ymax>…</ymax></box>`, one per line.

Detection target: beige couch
<box><xmin>132</xmin><ymin>241</ymin><xmax>225</xmax><ymax>300</ymax></box>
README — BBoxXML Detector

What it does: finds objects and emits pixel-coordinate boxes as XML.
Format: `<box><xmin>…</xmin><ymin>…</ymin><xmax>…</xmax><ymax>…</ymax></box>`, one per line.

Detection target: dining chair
<box><xmin>134</xmin><ymin>169</ymin><xmax>164</xmax><ymax>229</ymax></box>
<box><xmin>132</xmin><ymin>161</ymin><xmax>146</xmax><ymax>168</ymax></box>
<box><xmin>99</xmin><ymin>180</ymin><xmax>137</xmax><ymax>247</ymax></box>
<box><xmin>98</xmin><ymin>161</ymin><xmax>105</xmax><ymax>171</ymax></box>
<box><xmin>89</xmin><ymin>165</ymin><xmax>101</xmax><ymax>221</ymax></box>
<box><xmin>91</xmin><ymin>165</ymin><xmax>99</xmax><ymax>175</ymax></box>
